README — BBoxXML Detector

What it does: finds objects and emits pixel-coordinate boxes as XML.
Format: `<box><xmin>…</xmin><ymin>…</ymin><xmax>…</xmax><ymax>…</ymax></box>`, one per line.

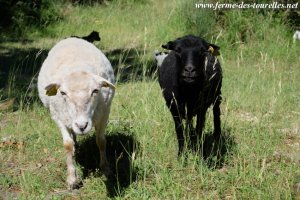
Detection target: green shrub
<box><xmin>0</xmin><ymin>0</ymin><xmax>62</xmax><ymax>37</ymax></box>
<box><xmin>175</xmin><ymin>0</ymin><xmax>217</xmax><ymax>38</ymax></box>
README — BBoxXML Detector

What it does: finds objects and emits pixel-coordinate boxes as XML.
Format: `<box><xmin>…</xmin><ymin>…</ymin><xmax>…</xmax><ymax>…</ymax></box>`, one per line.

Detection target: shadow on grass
<box><xmin>0</xmin><ymin>42</ymin><xmax>158</xmax><ymax>110</ymax></box>
<box><xmin>0</xmin><ymin>43</ymin><xmax>48</xmax><ymax>108</ymax></box>
<box><xmin>189</xmin><ymin>127</ymin><xmax>236</xmax><ymax>169</ymax></box>
<box><xmin>75</xmin><ymin>132</ymin><xmax>139</xmax><ymax>198</ymax></box>
<box><xmin>105</xmin><ymin>48</ymin><xmax>157</xmax><ymax>83</ymax></box>
<box><xmin>0</xmin><ymin>43</ymin><xmax>47</xmax><ymax>89</ymax></box>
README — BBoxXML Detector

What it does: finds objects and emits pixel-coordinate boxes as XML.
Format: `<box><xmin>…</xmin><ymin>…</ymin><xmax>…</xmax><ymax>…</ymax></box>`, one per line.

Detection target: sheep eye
<box><xmin>60</xmin><ymin>91</ymin><xmax>66</xmax><ymax>95</ymax></box>
<box><xmin>92</xmin><ymin>89</ymin><xmax>99</xmax><ymax>95</ymax></box>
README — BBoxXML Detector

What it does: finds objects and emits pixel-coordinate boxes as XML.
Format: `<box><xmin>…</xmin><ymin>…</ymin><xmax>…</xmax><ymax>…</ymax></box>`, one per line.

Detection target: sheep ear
<box><xmin>45</xmin><ymin>84</ymin><xmax>60</xmax><ymax>96</ymax></box>
<box><xmin>208</xmin><ymin>44</ymin><xmax>220</xmax><ymax>56</ymax></box>
<box><xmin>174</xmin><ymin>46</ymin><xmax>181</xmax><ymax>57</ymax></box>
<box><xmin>162</xmin><ymin>41</ymin><xmax>175</xmax><ymax>50</ymax></box>
<box><xmin>94</xmin><ymin>76</ymin><xmax>115</xmax><ymax>90</ymax></box>
<box><xmin>101</xmin><ymin>80</ymin><xmax>115</xmax><ymax>89</ymax></box>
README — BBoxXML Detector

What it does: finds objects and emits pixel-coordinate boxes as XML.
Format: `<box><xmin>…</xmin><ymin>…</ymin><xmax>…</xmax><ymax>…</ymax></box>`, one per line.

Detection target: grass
<box><xmin>1</xmin><ymin>0</ymin><xmax>300</xmax><ymax>199</ymax></box>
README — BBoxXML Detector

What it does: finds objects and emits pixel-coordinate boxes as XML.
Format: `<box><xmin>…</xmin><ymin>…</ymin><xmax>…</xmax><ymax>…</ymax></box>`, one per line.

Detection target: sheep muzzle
<box><xmin>72</xmin><ymin>115</ymin><xmax>92</xmax><ymax>135</ymax></box>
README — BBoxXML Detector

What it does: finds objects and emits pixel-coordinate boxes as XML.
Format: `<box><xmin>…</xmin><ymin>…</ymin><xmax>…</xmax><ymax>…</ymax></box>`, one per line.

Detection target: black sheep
<box><xmin>71</xmin><ymin>31</ymin><xmax>101</xmax><ymax>43</ymax></box>
<box><xmin>158</xmin><ymin>35</ymin><xmax>222</xmax><ymax>156</ymax></box>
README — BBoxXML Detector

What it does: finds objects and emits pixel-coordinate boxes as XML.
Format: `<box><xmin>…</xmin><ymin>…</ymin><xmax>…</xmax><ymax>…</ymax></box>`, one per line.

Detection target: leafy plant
<box><xmin>0</xmin><ymin>0</ymin><xmax>62</xmax><ymax>37</ymax></box>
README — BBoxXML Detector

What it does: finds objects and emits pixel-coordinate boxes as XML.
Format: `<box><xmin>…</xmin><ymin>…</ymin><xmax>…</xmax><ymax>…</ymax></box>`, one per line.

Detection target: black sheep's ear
<box><xmin>162</xmin><ymin>41</ymin><xmax>175</xmax><ymax>50</ymax></box>
<box><xmin>174</xmin><ymin>46</ymin><xmax>181</xmax><ymax>57</ymax></box>
<box><xmin>208</xmin><ymin>43</ymin><xmax>220</xmax><ymax>56</ymax></box>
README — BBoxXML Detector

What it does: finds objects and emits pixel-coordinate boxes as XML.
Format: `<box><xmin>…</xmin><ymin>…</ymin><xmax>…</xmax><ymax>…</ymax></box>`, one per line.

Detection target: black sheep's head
<box><xmin>162</xmin><ymin>35</ymin><xmax>220</xmax><ymax>85</ymax></box>
<box><xmin>88</xmin><ymin>31</ymin><xmax>101</xmax><ymax>42</ymax></box>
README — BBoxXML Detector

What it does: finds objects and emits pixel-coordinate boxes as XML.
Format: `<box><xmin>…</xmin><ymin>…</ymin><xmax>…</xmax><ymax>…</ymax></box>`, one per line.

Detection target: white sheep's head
<box><xmin>44</xmin><ymin>71</ymin><xmax>115</xmax><ymax>134</ymax></box>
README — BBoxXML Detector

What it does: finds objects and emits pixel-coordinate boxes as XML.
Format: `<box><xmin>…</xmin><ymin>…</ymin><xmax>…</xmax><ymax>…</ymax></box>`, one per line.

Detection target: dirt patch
<box><xmin>236</xmin><ymin>111</ymin><xmax>259</xmax><ymax>123</ymax></box>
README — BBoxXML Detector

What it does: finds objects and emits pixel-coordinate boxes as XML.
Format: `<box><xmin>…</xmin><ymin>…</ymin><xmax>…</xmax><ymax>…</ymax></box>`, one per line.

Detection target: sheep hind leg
<box><xmin>95</xmin><ymin>118</ymin><xmax>111</xmax><ymax>177</ymax></box>
<box><xmin>213</xmin><ymin>99</ymin><xmax>221</xmax><ymax>142</ymax></box>
<box><xmin>212</xmin><ymin>98</ymin><xmax>223</xmax><ymax>161</ymax></box>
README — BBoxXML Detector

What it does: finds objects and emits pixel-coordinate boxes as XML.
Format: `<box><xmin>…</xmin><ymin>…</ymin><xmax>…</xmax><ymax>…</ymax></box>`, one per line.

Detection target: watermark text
<box><xmin>195</xmin><ymin>2</ymin><xmax>299</xmax><ymax>10</ymax></box>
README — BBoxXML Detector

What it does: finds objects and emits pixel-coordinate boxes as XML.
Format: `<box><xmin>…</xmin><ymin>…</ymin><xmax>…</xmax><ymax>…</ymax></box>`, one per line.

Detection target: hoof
<box><xmin>101</xmin><ymin>165</ymin><xmax>112</xmax><ymax>177</ymax></box>
<box><xmin>68</xmin><ymin>183</ymin><xmax>78</xmax><ymax>190</ymax></box>
<box><xmin>67</xmin><ymin>175</ymin><xmax>79</xmax><ymax>190</ymax></box>
<box><xmin>67</xmin><ymin>180</ymin><xmax>82</xmax><ymax>190</ymax></box>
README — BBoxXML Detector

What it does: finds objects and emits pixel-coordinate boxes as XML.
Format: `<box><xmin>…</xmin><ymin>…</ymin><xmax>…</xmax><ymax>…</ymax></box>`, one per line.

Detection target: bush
<box><xmin>176</xmin><ymin>0</ymin><xmax>217</xmax><ymax>38</ymax></box>
<box><xmin>174</xmin><ymin>0</ymin><xmax>298</xmax><ymax>42</ymax></box>
<box><xmin>0</xmin><ymin>0</ymin><xmax>62</xmax><ymax>37</ymax></box>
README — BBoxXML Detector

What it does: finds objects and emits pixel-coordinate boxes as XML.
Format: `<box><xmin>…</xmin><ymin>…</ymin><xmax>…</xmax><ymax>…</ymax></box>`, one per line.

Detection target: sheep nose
<box><xmin>183</xmin><ymin>65</ymin><xmax>197</xmax><ymax>77</ymax></box>
<box><xmin>184</xmin><ymin>65</ymin><xmax>196</xmax><ymax>73</ymax></box>
<box><xmin>75</xmin><ymin>122</ymin><xmax>88</xmax><ymax>132</ymax></box>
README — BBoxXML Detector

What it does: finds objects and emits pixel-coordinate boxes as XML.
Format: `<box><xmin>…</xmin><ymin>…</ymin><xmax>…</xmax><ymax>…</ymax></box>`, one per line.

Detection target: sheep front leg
<box><xmin>168</xmin><ymin>100</ymin><xmax>185</xmax><ymax>156</ymax></box>
<box><xmin>173</xmin><ymin>115</ymin><xmax>184</xmax><ymax>156</ymax></box>
<box><xmin>186</xmin><ymin>108</ymin><xmax>195</xmax><ymax>148</ymax></box>
<box><xmin>196</xmin><ymin>106</ymin><xmax>208</xmax><ymax>143</ymax></box>
<box><xmin>95</xmin><ymin>116</ymin><xmax>111</xmax><ymax>177</ymax></box>
<box><xmin>64</xmin><ymin>139</ymin><xmax>76</xmax><ymax>189</ymax></box>
<box><xmin>55</xmin><ymin>119</ymin><xmax>77</xmax><ymax>189</ymax></box>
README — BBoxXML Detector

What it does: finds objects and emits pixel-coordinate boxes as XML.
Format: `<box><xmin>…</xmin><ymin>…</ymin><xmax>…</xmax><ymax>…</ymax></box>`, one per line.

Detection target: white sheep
<box><xmin>37</xmin><ymin>37</ymin><xmax>115</xmax><ymax>189</ymax></box>
<box><xmin>154</xmin><ymin>50</ymin><xmax>168</xmax><ymax>67</ymax></box>
<box><xmin>293</xmin><ymin>30</ymin><xmax>300</xmax><ymax>43</ymax></box>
